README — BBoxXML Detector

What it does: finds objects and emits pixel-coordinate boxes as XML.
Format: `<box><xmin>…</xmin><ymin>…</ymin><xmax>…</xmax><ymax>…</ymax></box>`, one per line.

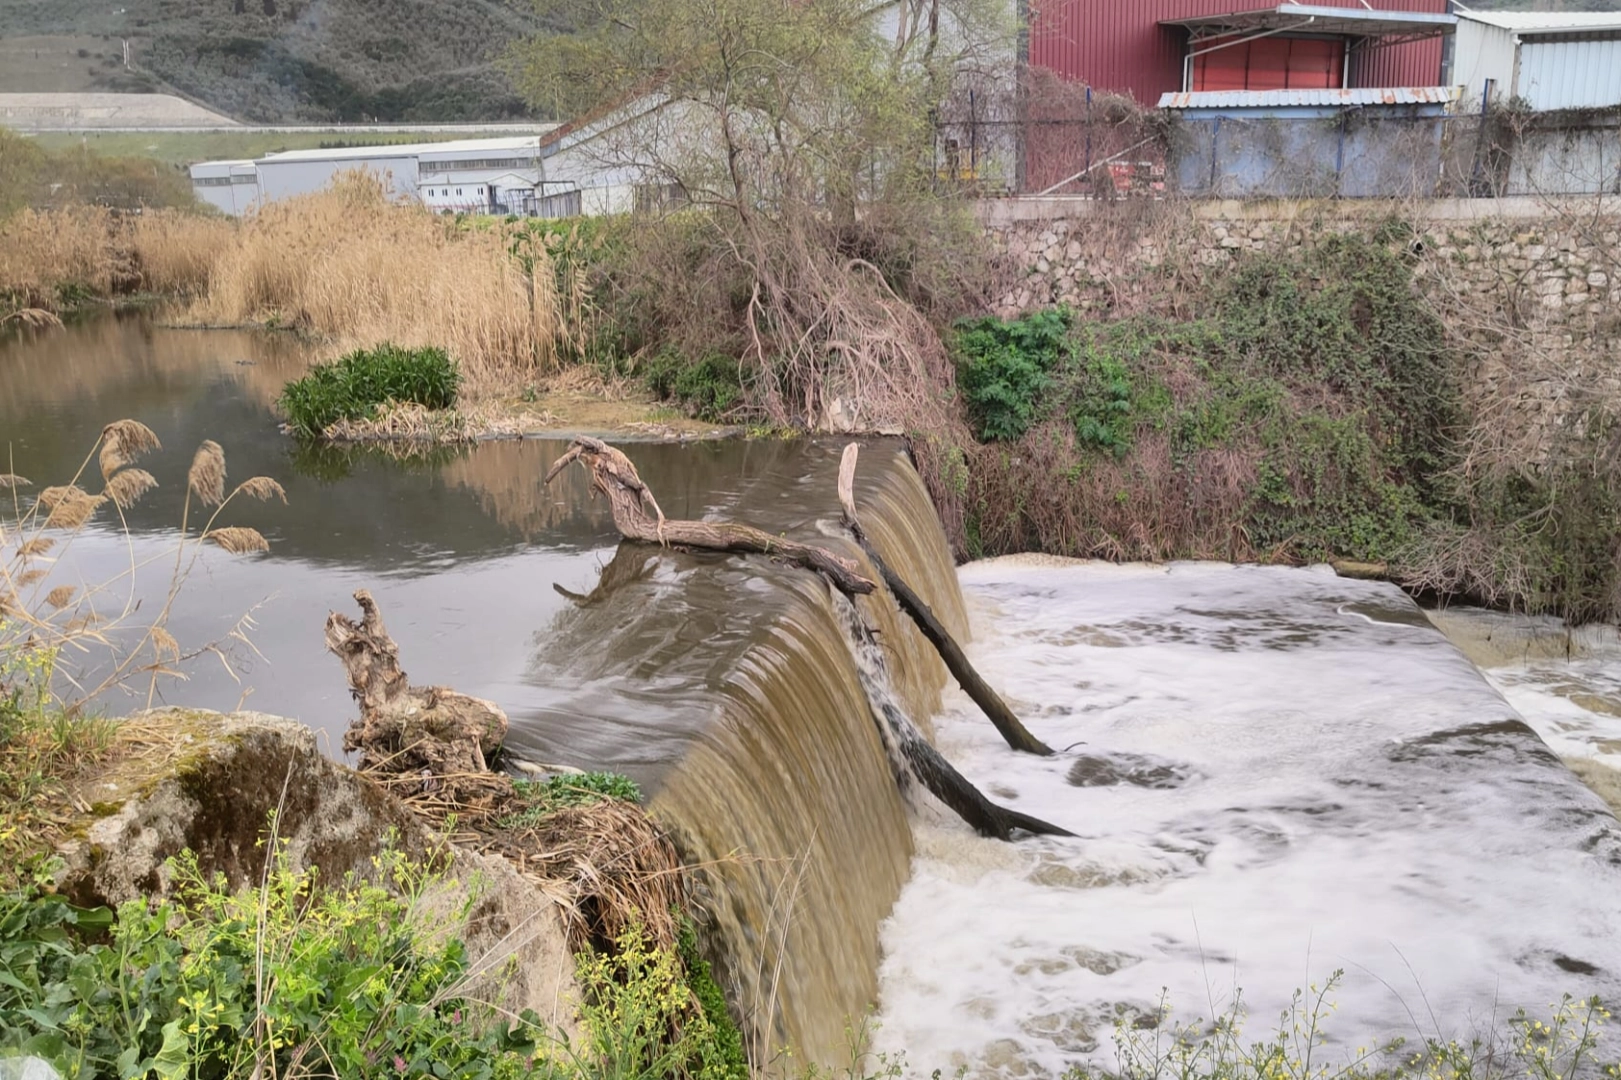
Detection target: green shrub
<box><xmin>277</xmin><ymin>343</ymin><xmax>459</xmax><ymax>439</ymax></box>
<box><xmin>643</xmin><ymin>351</ymin><xmax>744</xmax><ymax>423</ymax></box>
<box><xmin>951</xmin><ymin>308</ymin><xmax>1071</xmax><ymax>442</ymax></box>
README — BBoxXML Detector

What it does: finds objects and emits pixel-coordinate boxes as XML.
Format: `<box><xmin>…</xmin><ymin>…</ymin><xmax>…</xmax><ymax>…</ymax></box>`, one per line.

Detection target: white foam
<box><xmin>874</xmin><ymin>563</ymin><xmax>1621</xmax><ymax>1079</ymax></box>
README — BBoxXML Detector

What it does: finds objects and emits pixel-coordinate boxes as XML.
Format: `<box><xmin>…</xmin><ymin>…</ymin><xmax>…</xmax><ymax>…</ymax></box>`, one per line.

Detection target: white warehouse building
<box><xmin>1452</xmin><ymin>10</ymin><xmax>1621</xmax><ymax>112</ymax></box>
<box><xmin>190</xmin><ymin>135</ymin><xmax>570</xmax><ymax>217</ymax></box>
<box><xmin>189</xmin><ymin>159</ymin><xmax>261</xmax><ymax>215</ymax></box>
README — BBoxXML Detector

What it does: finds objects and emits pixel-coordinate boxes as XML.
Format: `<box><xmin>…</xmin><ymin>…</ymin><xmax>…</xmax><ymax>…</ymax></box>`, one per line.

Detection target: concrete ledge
<box><xmin>975</xmin><ymin>194</ymin><xmax>1621</xmax><ymax>226</ymax></box>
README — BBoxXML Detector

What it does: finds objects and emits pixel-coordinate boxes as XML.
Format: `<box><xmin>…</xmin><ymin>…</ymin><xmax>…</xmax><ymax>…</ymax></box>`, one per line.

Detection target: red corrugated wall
<box><xmin>1028</xmin><ymin>0</ymin><xmax>1449</xmax><ymax>104</ymax></box>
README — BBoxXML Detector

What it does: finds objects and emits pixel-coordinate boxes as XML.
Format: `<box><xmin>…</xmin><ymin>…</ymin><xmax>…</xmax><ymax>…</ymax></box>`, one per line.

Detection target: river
<box><xmin>5</xmin><ymin>316</ymin><xmax>1620</xmax><ymax>1076</ymax></box>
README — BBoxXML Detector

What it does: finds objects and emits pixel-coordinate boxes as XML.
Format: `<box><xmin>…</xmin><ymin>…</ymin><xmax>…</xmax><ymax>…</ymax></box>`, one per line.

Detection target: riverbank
<box><xmin>0</xmin><ymin>703</ymin><xmax>750</xmax><ymax>1080</ymax></box>
<box><xmin>5</xmin><ymin>184</ymin><xmax>1618</xmax><ymax>623</ymax></box>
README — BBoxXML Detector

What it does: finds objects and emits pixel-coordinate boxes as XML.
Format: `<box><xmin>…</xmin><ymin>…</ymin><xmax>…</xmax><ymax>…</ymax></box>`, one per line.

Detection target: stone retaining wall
<box><xmin>981</xmin><ymin>196</ymin><xmax>1621</xmax><ymax>455</ymax></box>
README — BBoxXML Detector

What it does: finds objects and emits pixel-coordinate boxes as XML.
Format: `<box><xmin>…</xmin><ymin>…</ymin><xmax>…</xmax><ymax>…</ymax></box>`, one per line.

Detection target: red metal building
<box><xmin>1028</xmin><ymin>0</ymin><xmax>1453</xmax><ymax>105</ymax></box>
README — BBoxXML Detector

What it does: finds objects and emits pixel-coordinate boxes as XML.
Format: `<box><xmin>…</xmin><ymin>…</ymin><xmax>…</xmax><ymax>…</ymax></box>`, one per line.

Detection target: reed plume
<box><xmin>204</xmin><ymin>527</ymin><xmax>270</xmax><ymax>554</ymax></box>
<box><xmin>104</xmin><ymin>469</ymin><xmax>159</xmax><ymax>510</ymax></box>
<box><xmin>188</xmin><ymin>441</ymin><xmax>227</xmax><ymax>507</ymax></box>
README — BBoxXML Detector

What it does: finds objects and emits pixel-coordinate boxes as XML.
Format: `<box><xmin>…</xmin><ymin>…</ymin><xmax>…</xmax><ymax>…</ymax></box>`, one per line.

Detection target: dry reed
<box><xmin>3</xmin><ymin>418</ymin><xmax>290</xmax><ymax>712</ymax></box>
<box><xmin>0</xmin><ymin>206</ymin><xmax>229</xmax><ymax>308</ymax></box>
<box><xmin>187</xmin><ymin>174</ymin><xmax>572</xmax><ymax>399</ymax></box>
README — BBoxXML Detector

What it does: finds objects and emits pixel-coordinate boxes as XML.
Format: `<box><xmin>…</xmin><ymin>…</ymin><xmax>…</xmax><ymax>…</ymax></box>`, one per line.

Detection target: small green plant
<box><xmin>498</xmin><ymin>772</ymin><xmax>643</xmax><ymax>831</ymax></box>
<box><xmin>952</xmin><ymin>308</ymin><xmax>1072</xmax><ymax>443</ymax></box>
<box><xmin>277</xmin><ymin>343</ymin><xmax>460</xmax><ymax>439</ymax></box>
<box><xmin>569</xmin><ymin>920</ymin><xmax>733</xmax><ymax>1080</ymax></box>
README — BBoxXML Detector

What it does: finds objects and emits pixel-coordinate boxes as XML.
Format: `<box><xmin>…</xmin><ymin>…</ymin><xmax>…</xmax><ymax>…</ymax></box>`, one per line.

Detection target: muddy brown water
<box><xmin>1</xmin><ymin>313</ymin><xmax>964</xmax><ymax>1065</ymax></box>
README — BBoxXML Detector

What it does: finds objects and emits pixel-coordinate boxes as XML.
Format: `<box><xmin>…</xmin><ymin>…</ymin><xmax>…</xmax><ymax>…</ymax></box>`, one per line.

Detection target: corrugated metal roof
<box><xmin>258</xmin><ymin>136</ymin><xmax>541</xmax><ymax>164</ymax></box>
<box><xmin>1163</xmin><ymin>4</ymin><xmax>1457</xmax><ymax>39</ymax></box>
<box><xmin>1457</xmin><ymin>11</ymin><xmax>1621</xmax><ymax>35</ymax></box>
<box><xmin>1158</xmin><ymin>85</ymin><xmax>1460</xmax><ymax>107</ymax></box>
<box><xmin>1029</xmin><ymin>0</ymin><xmax>1449</xmax><ymax>108</ymax></box>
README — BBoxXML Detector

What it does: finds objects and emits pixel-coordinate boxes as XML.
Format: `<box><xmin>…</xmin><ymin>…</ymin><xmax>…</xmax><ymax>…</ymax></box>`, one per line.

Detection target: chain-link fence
<box><xmin>936</xmin><ymin>107</ymin><xmax>1621</xmax><ymax>199</ymax></box>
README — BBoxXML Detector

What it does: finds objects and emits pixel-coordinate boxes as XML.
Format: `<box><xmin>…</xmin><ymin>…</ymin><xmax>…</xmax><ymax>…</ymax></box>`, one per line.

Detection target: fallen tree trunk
<box><xmin>546</xmin><ymin>437</ymin><xmax>1072</xmax><ymax>840</ymax></box>
<box><xmin>840</xmin><ymin>602</ymin><xmax>1073</xmax><ymax>840</ymax></box>
<box><xmin>837</xmin><ymin>443</ymin><xmax>1054</xmax><ymax>757</ymax></box>
<box><xmin>545</xmin><ymin>436</ymin><xmax>876</xmax><ymax>596</ymax></box>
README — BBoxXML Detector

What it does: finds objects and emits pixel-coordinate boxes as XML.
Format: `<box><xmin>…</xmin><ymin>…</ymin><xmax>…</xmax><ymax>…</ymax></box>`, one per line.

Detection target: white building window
<box><xmin>456</xmin><ymin>188</ymin><xmax>462</xmax><ymax>195</ymax></box>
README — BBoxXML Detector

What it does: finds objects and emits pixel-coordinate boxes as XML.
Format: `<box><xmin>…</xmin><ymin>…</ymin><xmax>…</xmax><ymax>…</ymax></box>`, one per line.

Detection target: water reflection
<box><xmin>4</xmin><ymin>316</ymin><xmax>971</xmax><ymax>1067</ymax></box>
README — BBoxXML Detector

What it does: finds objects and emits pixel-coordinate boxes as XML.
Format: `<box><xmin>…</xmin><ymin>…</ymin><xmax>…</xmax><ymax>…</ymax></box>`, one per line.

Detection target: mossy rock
<box><xmin>55</xmin><ymin>707</ymin><xmax>429</xmax><ymax>908</ymax></box>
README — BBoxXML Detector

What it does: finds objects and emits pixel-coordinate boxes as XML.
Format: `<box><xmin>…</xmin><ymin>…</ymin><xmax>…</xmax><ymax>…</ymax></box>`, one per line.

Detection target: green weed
<box><xmin>498</xmin><ymin>773</ymin><xmax>643</xmax><ymax>832</ymax></box>
<box><xmin>952</xmin><ymin>309</ymin><xmax>1072</xmax><ymax>442</ymax></box>
<box><xmin>277</xmin><ymin>343</ymin><xmax>460</xmax><ymax>440</ymax></box>
<box><xmin>0</xmin><ymin>842</ymin><xmax>543</xmax><ymax>1080</ymax></box>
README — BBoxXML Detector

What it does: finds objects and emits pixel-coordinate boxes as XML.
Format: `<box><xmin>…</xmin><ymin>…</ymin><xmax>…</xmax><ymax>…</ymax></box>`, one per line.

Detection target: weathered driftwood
<box><xmin>547</xmin><ymin>437</ymin><xmax>1070</xmax><ymax>840</ymax></box>
<box><xmin>544</xmin><ymin>436</ymin><xmax>876</xmax><ymax>596</ymax></box>
<box><xmin>327</xmin><ymin>589</ymin><xmax>510</xmax><ymax>795</ymax></box>
<box><xmin>837</xmin><ymin>443</ymin><xmax>1054</xmax><ymax>757</ymax></box>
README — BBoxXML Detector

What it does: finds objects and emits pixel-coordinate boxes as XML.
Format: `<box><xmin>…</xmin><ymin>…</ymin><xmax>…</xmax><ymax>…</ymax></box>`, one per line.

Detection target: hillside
<box><xmin>0</xmin><ymin>0</ymin><xmax>555</xmax><ymax>123</ymax></box>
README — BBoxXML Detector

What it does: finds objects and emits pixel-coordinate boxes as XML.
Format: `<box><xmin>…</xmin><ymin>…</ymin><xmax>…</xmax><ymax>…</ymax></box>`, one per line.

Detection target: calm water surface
<box><xmin>0</xmin><ymin>315</ymin><xmax>889</xmax><ymax>779</ymax></box>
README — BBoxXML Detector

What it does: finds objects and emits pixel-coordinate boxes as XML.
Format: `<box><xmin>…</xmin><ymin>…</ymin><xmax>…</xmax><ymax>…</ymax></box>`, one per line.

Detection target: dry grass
<box><xmin>0</xmin><ymin>205</ymin><xmax>230</xmax><ymax>309</ymax></box>
<box><xmin>2</xmin><ymin>418</ymin><xmax>290</xmax><ymax>709</ymax></box>
<box><xmin>186</xmin><ymin>174</ymin><xmax>573</xmax><ymax>399</ymax></box>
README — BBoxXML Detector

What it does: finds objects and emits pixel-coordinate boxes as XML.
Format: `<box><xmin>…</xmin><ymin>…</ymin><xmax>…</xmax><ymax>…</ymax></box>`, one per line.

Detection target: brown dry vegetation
<box><xmin>184</xmin><ymin>174</ymin><xmax>573</xmax><ymax>397</ymax></box>
<box><xmin>0</xmin><ymin>205</ymin><xmax>231</xmax><ymax>310</ymax></box>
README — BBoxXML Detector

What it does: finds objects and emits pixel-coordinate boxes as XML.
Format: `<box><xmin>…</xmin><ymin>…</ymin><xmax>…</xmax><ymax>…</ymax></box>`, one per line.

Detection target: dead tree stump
<box><xmin>327</xmin><ymin>589</ymin><xmax>509</xmax><ymax>798</ymax></box>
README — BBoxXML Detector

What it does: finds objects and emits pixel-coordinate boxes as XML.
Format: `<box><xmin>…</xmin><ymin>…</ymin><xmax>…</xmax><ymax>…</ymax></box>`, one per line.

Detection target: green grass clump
<box><xmin>277</xmin><ymin>343</ymin><xmax>459</xmax><ymax>439</ymax></box>
<box><xmin>0</xmin><ymin>642</ymin><xmax>114</xmax><ymax>887</ymax></box>
<box><xmin>498</xmin><ymin>772</ymin><xmax>643</xmax><ymax>831</ymax></box>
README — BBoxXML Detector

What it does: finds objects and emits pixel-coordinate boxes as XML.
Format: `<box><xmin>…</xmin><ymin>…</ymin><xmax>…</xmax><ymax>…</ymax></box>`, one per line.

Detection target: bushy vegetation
<box><xmin>0</xmin><ymin>129</ymin><xmax>198</xmax><ymax>217</ymax></box>
<box><xmin>643</xmin><ymin>352</ymin><xmax>745</xmax><ymax>423</ymax></box>
<box><xmin>954</xmin><ymin>309</ymin><xmax>1070</xmax><ymax>443</ymax></box>
<box><xmin>0</xmin><ymin>847</ymin><xmax>543</xmax><ymax>1080</ymax></box>
<box><xmin>951</xmin><ymin>235</ymin><xmax>1460</xmax><ymax>568</ymax></box>
<box><xmin>278</xmin><ymin>344</ymin><xmax>460</xmax><ymax>439</ymax></box>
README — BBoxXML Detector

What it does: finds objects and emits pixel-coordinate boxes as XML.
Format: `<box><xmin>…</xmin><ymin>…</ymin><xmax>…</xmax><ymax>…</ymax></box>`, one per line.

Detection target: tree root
<box><xmin>326</xmin><ymin>589</ymin><xmax>510</xmax><ymax>806</ymax></box>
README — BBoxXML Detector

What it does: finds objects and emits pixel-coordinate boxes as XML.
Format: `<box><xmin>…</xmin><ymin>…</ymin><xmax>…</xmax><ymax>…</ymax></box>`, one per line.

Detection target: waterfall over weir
<box><xmin>501</xmin><ymin>439</ymin><xmax>967</xmax><ymax>1066</ymax></box>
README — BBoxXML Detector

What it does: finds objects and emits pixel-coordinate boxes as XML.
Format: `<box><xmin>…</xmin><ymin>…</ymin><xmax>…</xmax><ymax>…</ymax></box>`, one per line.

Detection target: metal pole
<box><xmin>1085</xmin><ymin>85</ymin><xmax>1093</xmax><ymax>195</ymax></box>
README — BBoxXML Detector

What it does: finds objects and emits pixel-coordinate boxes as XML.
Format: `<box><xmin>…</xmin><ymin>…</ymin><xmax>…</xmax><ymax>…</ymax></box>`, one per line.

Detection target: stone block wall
<box><xmin>981</xmin><ymin>197</ymin><xmax>1621</xmax><ymax>456</ymax></box>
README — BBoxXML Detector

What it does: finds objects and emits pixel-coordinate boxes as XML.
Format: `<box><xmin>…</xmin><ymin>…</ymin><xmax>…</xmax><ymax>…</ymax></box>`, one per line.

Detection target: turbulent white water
<box><xmin>1430</xmin><ymin>609</ymin><xmax>1621</xmax><ymax>767</ymax></box>
<box><xmin>873</xmin><ymin>559</ymin><xmax>1621</xmax><ymax>1079</ymax></box>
